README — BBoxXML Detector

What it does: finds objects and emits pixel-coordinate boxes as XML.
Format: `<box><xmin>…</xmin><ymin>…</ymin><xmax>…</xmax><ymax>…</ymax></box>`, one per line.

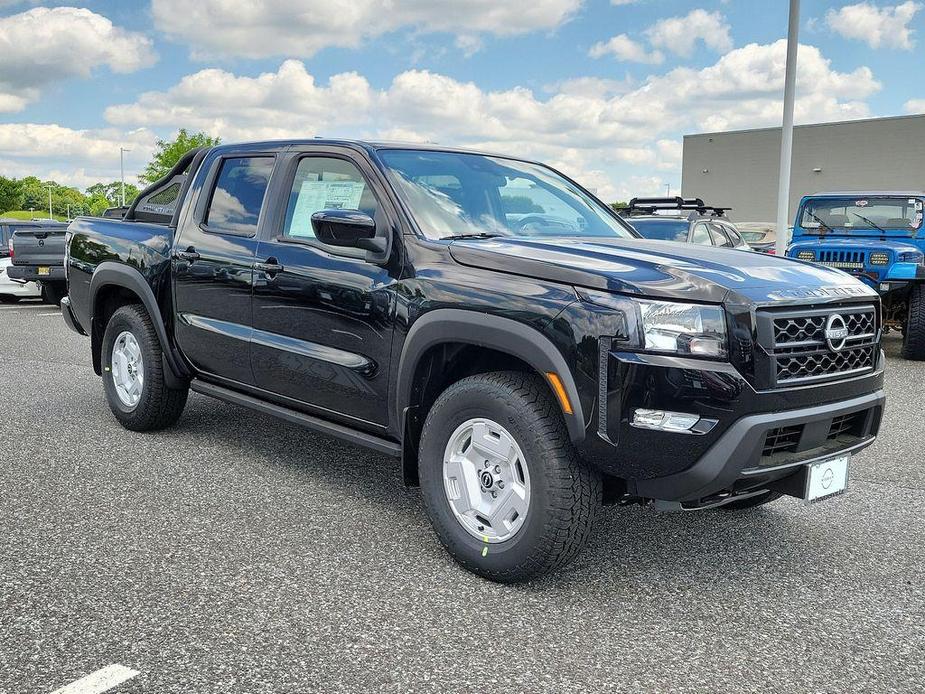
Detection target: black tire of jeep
<box><xmin>717</xmin><ymin>490</ymin><xmax>782</xmax><ymax>511</ymax></box>
<box><xmin>418</xmin><ymin>372</ymin><xmax>602</xmax><ymax>583</ymax></box>
<box><xmin>40</xmin><ymin>283</ymin><xmax>64</xmax><ymax>306</ymax></box>
<box><xmin>902</xmin><ymin>283</ymin><xmax>925</xmax><ymax>361</ymax></box>
<box><xmin>101</xmin><ymin>304</ymin><xmax>188</xmax><ymax>431</ymax></box>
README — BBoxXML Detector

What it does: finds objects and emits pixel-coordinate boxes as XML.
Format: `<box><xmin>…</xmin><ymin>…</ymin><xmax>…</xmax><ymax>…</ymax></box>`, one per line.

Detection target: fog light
<box><xmin>796</xmin><ymin>250</ymin><xmax>815</xmax><ymax>261</ymax></box>
<box><xmin>869</xmin><ymin>252</ymin><xmax>889</xmax><ymax>266</ymax></box>
<box><xmin>632</xmin><ymin>409</ymin><xmax>701</xmax><ymax>432</ymax></box>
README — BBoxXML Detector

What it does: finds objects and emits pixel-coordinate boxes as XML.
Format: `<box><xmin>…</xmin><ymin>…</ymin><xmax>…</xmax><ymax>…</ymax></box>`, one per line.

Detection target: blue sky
<box><xmin>1</xmin><ymin>0</ymin><xmax>923</xmax><ymax>200</ymax></box>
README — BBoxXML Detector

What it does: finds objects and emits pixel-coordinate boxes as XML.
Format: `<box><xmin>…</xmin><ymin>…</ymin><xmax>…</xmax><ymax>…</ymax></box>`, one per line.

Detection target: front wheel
<box><xmin>902</xmin><ymin>283</ymin><xmax>925</xmax><ymax>360</ymax></box>
<box><xmin>419</xmin><ymin>372</ymin><xmax>601</xmax><ymax>583</ymax></box>
<box><xmin>102</xmin><ymin>304</ymin><xmax>188</xmax><ymax>431</ymax></box>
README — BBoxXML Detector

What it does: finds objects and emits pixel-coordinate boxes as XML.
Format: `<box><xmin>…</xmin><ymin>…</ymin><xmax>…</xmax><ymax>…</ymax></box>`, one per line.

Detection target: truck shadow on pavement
<box><xmin>174</xmin><ymin>393</ymin><xmax>833</xmax><ymax>592</ymax></box>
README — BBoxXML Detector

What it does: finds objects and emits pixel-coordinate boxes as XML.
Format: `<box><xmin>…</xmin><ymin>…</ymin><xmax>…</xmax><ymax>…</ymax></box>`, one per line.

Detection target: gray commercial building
<box><xmin>681</xmin><ymin>113</ymin><xmax>925</xmax><ymax>224</ymax></box>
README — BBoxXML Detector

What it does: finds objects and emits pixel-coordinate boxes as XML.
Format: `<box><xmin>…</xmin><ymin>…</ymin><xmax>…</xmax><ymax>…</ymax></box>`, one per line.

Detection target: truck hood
<box><xmin>449</xmin><ymin>237</ymin><xmax>877</xmax><ymax>305</ymax></box>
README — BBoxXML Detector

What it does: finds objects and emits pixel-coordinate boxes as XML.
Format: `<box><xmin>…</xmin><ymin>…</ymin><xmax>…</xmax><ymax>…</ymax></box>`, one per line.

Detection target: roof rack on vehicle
<box><xmin>624</xmin><ymin>196</ymin><xmax>731</xmax><ymax>217</ymax></box>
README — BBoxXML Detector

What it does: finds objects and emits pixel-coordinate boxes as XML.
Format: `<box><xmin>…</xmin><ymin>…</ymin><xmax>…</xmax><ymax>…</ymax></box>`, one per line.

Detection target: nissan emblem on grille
<box><xmin>824</xmin><ymin>314</ymin><xmax>849</xmax><ymax>352</ymax></box>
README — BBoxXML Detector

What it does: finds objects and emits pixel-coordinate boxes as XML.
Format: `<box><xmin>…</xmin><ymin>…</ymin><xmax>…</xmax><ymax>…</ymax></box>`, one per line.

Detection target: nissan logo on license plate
<box><xmin>825</xmin><ymin>314</ymin><xmax>849</xmax><ymax>352</ymax></box>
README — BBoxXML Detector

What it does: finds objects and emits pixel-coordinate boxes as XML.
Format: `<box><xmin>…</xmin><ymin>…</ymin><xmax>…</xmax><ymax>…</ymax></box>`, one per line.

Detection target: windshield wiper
<box><xmin>806</xmin><ymin>211</ymin><xmax>833</xmax><ymax>234</ymax></box>
<box><xmin>440</xmin><ymin>232</ymin><xmax>505</xmax><ymax>240</ymax></box>
<box><xmin>852</xmin><ymin>212</ymin><xmax>887</xmax><ymax>234</ymax></box>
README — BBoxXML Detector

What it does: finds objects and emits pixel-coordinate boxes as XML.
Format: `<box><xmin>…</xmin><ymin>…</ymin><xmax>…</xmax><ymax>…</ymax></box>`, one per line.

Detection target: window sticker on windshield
<box><xmin>915</xmin><ymin>200</ymin><xmax>923</xmax><ymax>210</ymax></box>
<box><xmin>855</xmin><ymin>199</ymin><xmax>869</xmax><ymax>207</ymax></box>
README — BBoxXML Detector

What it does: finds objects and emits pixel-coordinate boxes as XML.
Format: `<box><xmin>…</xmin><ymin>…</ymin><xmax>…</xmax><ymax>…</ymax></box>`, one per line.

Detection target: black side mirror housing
<box><xmin>311</xmin><ymin>210</ymin><xmax>385</xmax><ymax>254</ymax></box>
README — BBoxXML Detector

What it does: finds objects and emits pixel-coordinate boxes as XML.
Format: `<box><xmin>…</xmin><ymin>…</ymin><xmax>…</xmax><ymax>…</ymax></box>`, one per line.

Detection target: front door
<box><xmin>172</xmin><ymin>153</ymin><xmax>276</xmax><ymax>385</ymax></box>
<box><xmin>250</xmin><ymin>150</ymin><xmax>402</xmax><ymax>429</ymax></box>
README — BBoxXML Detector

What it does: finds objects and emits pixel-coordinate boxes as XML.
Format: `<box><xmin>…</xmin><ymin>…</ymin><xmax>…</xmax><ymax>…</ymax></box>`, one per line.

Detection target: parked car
<box><xmin>0</xmin><ymin>256</ymin><xmax>41</xmax><ymax>302</ymax></box>
<box><xmin>63</xmin><ymin>142</ymin><xmax>885</xmax><ymax>582</ymax></box>
<box><xmin>787</xmin><ymin>191</ymin><xmax>925</xmax><ymax>360</ymax></box>
<box><xmin>736</xmin><ymin>222</ymin><xmax>780</xmax><ymax>254</ymax></box>
<box><xmin>6</xmin><ymin>220</ymin><xmax>69</xmax><ymax>304</ymax></box>
<box><xmin>622</xmin><ymin>197</ymin><xmax>751</xmax><ymax>250</ymax></box>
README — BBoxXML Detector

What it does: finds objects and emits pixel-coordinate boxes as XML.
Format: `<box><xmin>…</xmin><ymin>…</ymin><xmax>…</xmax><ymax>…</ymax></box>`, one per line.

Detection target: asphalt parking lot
<box><xmin>1</xmin><ymin>299</ymin><xmax>923</xmax><ymax>694</ymax></box>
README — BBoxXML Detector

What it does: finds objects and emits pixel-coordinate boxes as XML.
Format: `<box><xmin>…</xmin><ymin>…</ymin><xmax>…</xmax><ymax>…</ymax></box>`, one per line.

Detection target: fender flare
<box><xmin>394</xmin><ymin>309</ymin><xmax>586</xmax><ymax>444</ymax></box>
<box><xmin>88</xmin><ymin>262</ymin><xmax>187</xmax><ymax>381</ymax></box>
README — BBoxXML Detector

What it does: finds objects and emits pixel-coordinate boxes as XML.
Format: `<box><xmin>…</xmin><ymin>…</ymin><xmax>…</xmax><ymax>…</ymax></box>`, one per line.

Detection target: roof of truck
<box><xmin>213</xmin><ymin>138</ymin><xmax>517</xmax><ymax>159</ymax></box>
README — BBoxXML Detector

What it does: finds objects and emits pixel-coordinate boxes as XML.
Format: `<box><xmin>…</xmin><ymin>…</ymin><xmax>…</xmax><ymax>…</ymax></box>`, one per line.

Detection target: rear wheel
<box><xmin>418</xmin><ymin>372</ymin><xmax>601</xmax><ymax>583</ymax></box>
<box><xmin>102</xmin><ymin>304</ymin><xmax>188</xmax><ymax>431</ymax></box>
<box><xmin>902</xmin><ymin>283</ymin><xmax>925</xmax><ymax>360</ymax></box>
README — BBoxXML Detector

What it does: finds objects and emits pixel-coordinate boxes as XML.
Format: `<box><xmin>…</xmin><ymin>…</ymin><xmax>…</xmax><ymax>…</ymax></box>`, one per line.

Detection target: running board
<box><xmin>190</xmin><ymin>380</ymin><xmax>402</xmax><ymax>457</ymax></box>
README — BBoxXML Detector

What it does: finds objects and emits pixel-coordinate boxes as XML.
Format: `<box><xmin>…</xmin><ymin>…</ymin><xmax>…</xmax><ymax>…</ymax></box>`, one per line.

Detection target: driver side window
<box><xmin>283</xmin><ymin>157</ymin><xmax>379</xmax><ymax>240</ymax></box>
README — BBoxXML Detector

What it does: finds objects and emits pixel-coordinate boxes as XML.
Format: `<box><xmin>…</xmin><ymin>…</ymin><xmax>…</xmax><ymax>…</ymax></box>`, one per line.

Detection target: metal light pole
<box><xmin>775</xmin><ymin>0</ymin><xmax>800</xmax><ymax>256</ymax></box>
<box><xmin>120</xmin><ymin>147</ymin><xmax>131</xmax><ymax>206</ymax></box>
<box><xmin>46</xmin><ymin>183</ymin><xmax>54</xmax><ymax>220</ymax></box>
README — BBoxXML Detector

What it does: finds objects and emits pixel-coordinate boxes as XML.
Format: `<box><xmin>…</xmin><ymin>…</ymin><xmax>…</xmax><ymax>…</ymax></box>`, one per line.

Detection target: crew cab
<box><xmin>63</xmin><ymin>141</ymin><xmax>885</xmax><ymax>582</ymax></box>
<box><xmin>6</xmin><ymin>220</ymin><xmax>69</xmax><ymax>304</ymax></box>
<box><xmin>788</xmin><ymin>192</ymin><xmax>925</xmax><ymax>360</ymax></box>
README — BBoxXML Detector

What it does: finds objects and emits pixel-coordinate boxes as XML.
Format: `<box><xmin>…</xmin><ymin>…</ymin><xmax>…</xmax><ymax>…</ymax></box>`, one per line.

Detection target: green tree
<box><xmin>609</xmin><ymin>201</ymin><xmax>628</xmax><ymax>212</ymax></box>
<box><xmin>19</xmin><ymin>176</ymin><xmax>46</xmax><ymax>212</ymax></box>
<box><xmin>0</xmin><ymin>175</ymin><xmax>23</xmax><ymax>212</ymax></box>
<box><xmin>86</xmin><ymin>181</ymin><xmax>140</xmax><ymax>207</ymax></box>
<box><xmin>140</xmin><ymin>129</ymin><xmax>220</xmax><ymax>184</ymax></box>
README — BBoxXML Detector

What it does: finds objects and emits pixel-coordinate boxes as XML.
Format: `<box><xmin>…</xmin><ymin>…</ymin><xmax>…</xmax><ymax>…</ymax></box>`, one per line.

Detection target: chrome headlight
<box><xmin>638</xmin><ymin>299</ymin><xmax>727</xmax><ymax>358</ymax></box>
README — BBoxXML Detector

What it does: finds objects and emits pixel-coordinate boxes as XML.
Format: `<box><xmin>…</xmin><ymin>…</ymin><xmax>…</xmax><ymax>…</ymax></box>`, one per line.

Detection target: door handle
<box><xmin>255</xmin><ymin>258</ymin><xmax>284</xmax><ymax>275</ymax></box>
<box><xmin>175</xmin><ymin>247</ymin><xmax>200</xmax><ymax>262</ymax></box>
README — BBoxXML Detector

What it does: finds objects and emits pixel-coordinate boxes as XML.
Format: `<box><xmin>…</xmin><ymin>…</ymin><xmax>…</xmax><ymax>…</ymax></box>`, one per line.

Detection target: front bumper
<box><xmin>630</xmin><ymin>389</ymin><xmax>884</xmax><ymax>502</ymax></box>
<box><xmin>6</xmin><ymin>265</ymin><xmax>66</xmax><ymax>283</ymax></box>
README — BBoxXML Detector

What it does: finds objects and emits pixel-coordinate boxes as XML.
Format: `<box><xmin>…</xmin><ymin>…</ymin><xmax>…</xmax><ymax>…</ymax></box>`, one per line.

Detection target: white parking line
<box><xmin>49</xmin><ymin>664</ymin><xmax>140</xmax><ymax>694</ymax></box>
<box><xmin>38</xmin><ymin>312</ymin><xmax>62</xmax><ymax>316</ymax></box>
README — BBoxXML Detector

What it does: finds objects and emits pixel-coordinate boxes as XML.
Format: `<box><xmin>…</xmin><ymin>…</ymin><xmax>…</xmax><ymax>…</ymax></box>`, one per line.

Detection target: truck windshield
<box><xmin>800</xmin><ymin>197</ymin><xmax>923</xmax><ymax>234</ymax></box>
<box><xmin>378</xmin><ymin>149</ymin><xmax>635</xmax><ymax>240</ymax></box>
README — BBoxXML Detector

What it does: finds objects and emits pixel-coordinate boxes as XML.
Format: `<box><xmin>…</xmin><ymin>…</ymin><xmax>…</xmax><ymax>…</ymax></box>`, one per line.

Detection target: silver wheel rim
<box><xmin>442</xmin><ymin>418</ymin><xmax>531</xmax><ymax>543</ymax></box>
<box><xmin>111</xmin><ymin>330</ymin><xmax>144</xmax><ymax>408</ymax></box>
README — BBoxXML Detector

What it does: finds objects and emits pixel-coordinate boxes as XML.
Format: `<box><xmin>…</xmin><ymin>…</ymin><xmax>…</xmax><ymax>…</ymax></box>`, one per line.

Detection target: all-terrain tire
<box><xmin>418</xmin><ymin>371</ymin><xmax>601</xmax><ymax>583</ymax></box>
<box><xmin>902</xmin><ymin>283</ymin><xmax>925</xmax><ymax>361</ymax></box>
<box><xmin>717</xmin><ymin>490</ymin><xmax>782</xmax><ymax>511</ymax></box>
<box><xmin>102</xmin><ymin>304</ymin><xmax>188</xmax><ymax>431</ymax></box>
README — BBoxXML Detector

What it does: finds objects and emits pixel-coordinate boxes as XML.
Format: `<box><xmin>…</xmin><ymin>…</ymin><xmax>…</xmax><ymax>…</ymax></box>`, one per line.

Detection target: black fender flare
<box><xmin>88</xmin><ymin>262</ymin><xmax>187</xmax><ymax>383</ymax></box>
<box><xmin>394</xmin><ymin>309</ymin><xmax>586</xmax><ymax>444</ymax></box>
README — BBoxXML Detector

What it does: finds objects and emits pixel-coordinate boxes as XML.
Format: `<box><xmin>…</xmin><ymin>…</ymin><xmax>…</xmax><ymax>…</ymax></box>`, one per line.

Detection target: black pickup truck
<box><xmin>63</xmin><ymin>141</ymin><xmax>886</xmax><ymax>582</ymax></box>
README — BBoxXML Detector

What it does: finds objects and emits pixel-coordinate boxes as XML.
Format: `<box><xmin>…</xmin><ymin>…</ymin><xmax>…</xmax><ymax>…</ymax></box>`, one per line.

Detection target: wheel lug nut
<box><xmin>491</xmin><ymin>491</ymin><xmax>497</xmax><ymax>499</ymax></box>
<box><xmin>494</xmin><ymin>465</ymin><xmax>501</xmax><ymax>474</ymax></box>
<box><xmin>498</xmin><ymin>481</ymin><xmax>504</xmax><ymax>489</ymax></box>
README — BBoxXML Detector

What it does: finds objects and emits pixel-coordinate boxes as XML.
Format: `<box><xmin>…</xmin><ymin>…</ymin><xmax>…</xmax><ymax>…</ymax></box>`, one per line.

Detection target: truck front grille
<box><xmin>759</xmin><ymin>304</ymin><xmax>879</xmax><ymax>387</ymax></box>
<box><xmin>816</xmin><ymin>249</ymin><xmax>867</xmax><ymax>271</ymax></box>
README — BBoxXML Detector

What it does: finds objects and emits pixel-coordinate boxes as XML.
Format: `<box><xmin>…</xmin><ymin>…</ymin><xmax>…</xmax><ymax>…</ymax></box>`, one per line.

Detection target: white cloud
<box><xmin>826</xmin><ymin>1</ymin><xmax>921</xmax><ymax>50</ymax></box>
<box><xmin>0</xmin><ymin>124</ymin><xmax>156</xmax><ymax>188</ymax></box>
<box><xmin>589</xmin><ymin>34</ymin><xmax>664</xmax><ymax>63</ymax></box>
<box><xmin>905</xmin><ymin>98</ymin><xmax>925</xmax><ymax>113</ymax></box>
<box><xmin>0</xmin><ymin>7</ymin><xmax>157</xmax><ymax>113</ymax></box>
<box><xmin>645</xmin><ymin>8</ymin><xmax>733</xmax><ymax>57</ymax></box>
<box><xmin>151</xmin><ymin>0</ymin><xmax>582</xmax><ymax>59</ymax></box>
<box><xmin>101</xmin><ymin>40</ymin><xmax>877</xmax><ymax>202</ymax></box>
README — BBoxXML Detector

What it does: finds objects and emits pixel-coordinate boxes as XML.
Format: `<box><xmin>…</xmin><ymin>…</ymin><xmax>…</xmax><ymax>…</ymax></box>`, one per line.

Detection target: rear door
<box><xmin>249</xmin><ymin>146</ymin><xmax>402</xmax><ymax>429</ymax></box>
<box><xmin>172</xmin><ymin>150</ymin><xmax>277</xmax><ymax>385</ymax></box>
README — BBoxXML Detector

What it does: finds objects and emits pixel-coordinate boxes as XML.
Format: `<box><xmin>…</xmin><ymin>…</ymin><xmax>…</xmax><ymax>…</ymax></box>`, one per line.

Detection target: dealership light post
<box><xmin>775</xmin><ymin>0</ymin><xmax>800</xmax><ymax>257</ymax></box>
<box><xmin>120</xmin><ymin>147</ymin><xmax>131</xmax><ymax>207</ymax></box>
<box><xmin>46</xmin><ymin>183</ymin><xmax>53</xmax><ymax>221</ymax></box>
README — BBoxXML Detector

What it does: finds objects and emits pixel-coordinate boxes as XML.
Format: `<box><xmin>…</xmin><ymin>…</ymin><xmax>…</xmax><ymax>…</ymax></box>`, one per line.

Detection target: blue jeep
<box><xmin>788</xmin><ymin>191</ymin><xmax>925</xmax><ymax>359</ymax></box>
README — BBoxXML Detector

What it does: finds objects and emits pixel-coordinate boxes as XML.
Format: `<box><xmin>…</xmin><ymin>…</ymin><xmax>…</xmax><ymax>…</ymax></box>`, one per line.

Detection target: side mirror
<box><xmin>311</xmin><ymin>210</ymin><xmax>385</xmax><ymax>253</ymax></box>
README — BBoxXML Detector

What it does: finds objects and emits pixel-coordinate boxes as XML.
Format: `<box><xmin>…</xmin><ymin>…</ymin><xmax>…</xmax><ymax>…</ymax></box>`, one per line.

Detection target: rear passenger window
<box><xmin>708</xmin><ymin>223</ymin><xmax>733</xmax><ymax>247</ymax></box>
<box><xmin>205</xmin><ymin>157</ymin><xmax>274</xmax><ymax>235</ymax></box>
<box><xmin>283</xmin><ymin>157</ymin><xmax>378</xmax><ymax>239</ymax></box>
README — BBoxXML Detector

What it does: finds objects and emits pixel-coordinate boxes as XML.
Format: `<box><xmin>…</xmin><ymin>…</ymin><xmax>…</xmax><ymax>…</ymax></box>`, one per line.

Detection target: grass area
<box><xmin>1</xmin><ymin>210</ymin><xmax>68</xmax><ymax>222</ymax></box>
